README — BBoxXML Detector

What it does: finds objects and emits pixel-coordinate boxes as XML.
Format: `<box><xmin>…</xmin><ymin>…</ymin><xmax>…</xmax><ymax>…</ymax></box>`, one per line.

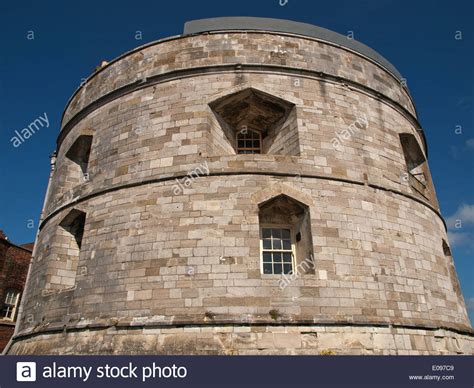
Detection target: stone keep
<box><xmin>8</xmin><ymin>17</ymin><xmax>473</xmax><ymax>355</ymax></box>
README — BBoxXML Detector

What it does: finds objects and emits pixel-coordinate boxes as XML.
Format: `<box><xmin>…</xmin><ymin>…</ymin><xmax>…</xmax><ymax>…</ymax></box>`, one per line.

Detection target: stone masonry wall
<box><xmin>9</xmin><ymin>29</ymin><xmax>472</xmax><ymax>354</ymax></box>
<box><xmin>62</xmin><ymin>32</ymin><xmax>416</xmax><ymax>126</ymax></box>
<box><xmin>46</xmin><ymin>75</ymin><xmax>432</xmax><ymax>217</ymax></box>
<box><xmin>15</xmin><ymin>176</ymin><xmax>471</xmax><ymax>332</ymax></box>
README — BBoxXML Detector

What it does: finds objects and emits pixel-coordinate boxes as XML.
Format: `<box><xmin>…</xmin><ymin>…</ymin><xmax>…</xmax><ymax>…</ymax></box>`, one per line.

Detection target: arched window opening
<box><xmin>258</xmin><ymin>194</ymin><xmax>314</xmax><ymax>275</ymax></box>
<box><xmin>442</xmin><ymin>239</ymin><xmax>462</xmax><ymax>299</ymax></box>
<box><xmin>442</xmin><ymin>239</ymin><xmax>452</xmax><ymax>256</ymax></box>
<box><xmin>47</xmin><ymin>209</ymin><xmax>86</xmax><ymax>289</ymax></box>
<box><xmin>61</xmin><ymin>210</ymin><xmax>86</xmax><ymax>249</ymax></box>
<box><xmin>209</xmin><ymin>88</ymin><xmax>297</xmax><ymax>155</ymax></box>
<box><xmin>399</xmin><ymin>133</ymin><xmax>429</xmax><ymax>198</ymax></box>
<box><xmin>65</xmin><ymin>135</ymin><xmax>93</xmax><ymax>182</ymax></box>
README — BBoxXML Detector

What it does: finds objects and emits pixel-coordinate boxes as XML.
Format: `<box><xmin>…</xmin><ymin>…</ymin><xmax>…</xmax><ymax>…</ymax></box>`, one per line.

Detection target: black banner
<box><xmin>0</xmin><ymin>356</ymin><xmax>472</xmax><ymax>387</ymax></box>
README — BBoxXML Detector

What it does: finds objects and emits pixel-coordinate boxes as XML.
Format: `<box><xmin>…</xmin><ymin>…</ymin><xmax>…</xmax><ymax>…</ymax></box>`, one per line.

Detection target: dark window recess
<box><xmin>209</xmin><ymin>88</ymin><xmax>295</xmax><ymax>155</ymax></box>
<box><xmin>60</xmin><ymin>209</ymin><xmax>86</xmax><ymax>249</ymax></box>
<box><xmin>442</xmin><ymin>239</ymin><xmax>452</xmax><ymax>256</ymax></box>
<box><xmin>66</xmin><ymin>135</ymin><xmax>93</xmax><ymax>175</ymax></box>
<box><xmin>399</xmin><ymin>133</ymin><xmax>429</xmax><ymax>198</ymax></box>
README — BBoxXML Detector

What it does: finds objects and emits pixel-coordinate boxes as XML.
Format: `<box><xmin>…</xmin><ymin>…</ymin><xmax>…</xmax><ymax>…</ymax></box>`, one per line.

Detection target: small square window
<box><xmin>236</xmin><ymin>130</ymin><xmax>262</xmax><ymax>154</ymax></box>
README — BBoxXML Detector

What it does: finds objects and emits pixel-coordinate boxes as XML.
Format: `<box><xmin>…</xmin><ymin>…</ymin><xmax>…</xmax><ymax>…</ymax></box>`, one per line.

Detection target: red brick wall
<box><xmin>0</xmin><ymin>233</ymin><xmax>32</xmax><ymax>352</ymax></box>
<box><xmin>0</xmin><ymin>324</ymin><xmax>15</xmax><ymax>351</ymax></box>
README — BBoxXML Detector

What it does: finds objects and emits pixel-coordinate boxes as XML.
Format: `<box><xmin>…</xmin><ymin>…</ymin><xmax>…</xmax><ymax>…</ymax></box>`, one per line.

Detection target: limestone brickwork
<box><xmin>7</xmin><ymin>18</ymin><xmax>472</xmax><ymax>355</ymax></box>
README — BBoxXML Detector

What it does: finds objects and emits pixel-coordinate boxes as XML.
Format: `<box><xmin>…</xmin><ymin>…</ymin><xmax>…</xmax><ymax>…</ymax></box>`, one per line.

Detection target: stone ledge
<box><xmin>14</xmin><ymin>315</ymin><xmax>474</xmax><ymax>343</ymax></box>
<box><xmin>0</xmin><ymin>320</ymin><xmax>16</xmax><ymax>327</ymax></box>
<box><xmin>8</xmin><ymin>323</ymin><xmax>473</xmax><ymax>355</ymax></box>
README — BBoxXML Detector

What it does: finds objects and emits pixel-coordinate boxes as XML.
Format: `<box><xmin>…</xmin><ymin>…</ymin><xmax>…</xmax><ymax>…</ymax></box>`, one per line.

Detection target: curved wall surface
<box><xmin>8</xmin><ymin>18</ymin><xmax>472</xmax><ymax>355</ymax></box>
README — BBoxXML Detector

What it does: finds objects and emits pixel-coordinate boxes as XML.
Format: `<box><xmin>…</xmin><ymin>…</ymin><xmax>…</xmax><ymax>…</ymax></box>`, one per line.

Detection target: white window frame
<box><xmin>2</xmin><ymin>289</ymin><xmax>20</xmax><ymax>321</ymax></box>
<box><xmin>259</xmin><ymin>224</ymin><xmax>296</xmax><ymax>275</ymax></box>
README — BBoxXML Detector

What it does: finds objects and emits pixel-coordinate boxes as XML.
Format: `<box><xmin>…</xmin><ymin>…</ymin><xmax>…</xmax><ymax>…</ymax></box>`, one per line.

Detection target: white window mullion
<box><xmin>2</xmin><ymin>289</ymin><xmax>20</xmax><ymax>320</ymax></box>
<box><xmin>260</xmin><ymin>226</ymin><xmax>294</xmax><ymax>275</ymax></box>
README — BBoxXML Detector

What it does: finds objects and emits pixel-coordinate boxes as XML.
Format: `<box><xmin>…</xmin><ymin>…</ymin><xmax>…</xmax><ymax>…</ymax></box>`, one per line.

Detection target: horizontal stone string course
<box><xmin>62</xmin><ymin>27</ymin><xmax>417</xmax><ymax>125</ymax></box>
<box><xmin>37</xmin><ymin>173</ymin><xmax>446</xmax><ymax>233</ymax></box>
<box><xmin>57</xmin><ymin>64</ymin><xmax>423</xmax><ymax>152</ymax></box>
<box><xmin>10</xmin><ymin>325</ymin><xmax>473</xmax><ymax>355</ymax></box>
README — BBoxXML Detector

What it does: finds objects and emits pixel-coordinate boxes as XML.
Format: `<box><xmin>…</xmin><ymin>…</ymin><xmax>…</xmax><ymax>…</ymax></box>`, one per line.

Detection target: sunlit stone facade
<box><xmin>8</xmin><ymin>18</ymin><xmax>472</xmax><ymax>355</ymax></box>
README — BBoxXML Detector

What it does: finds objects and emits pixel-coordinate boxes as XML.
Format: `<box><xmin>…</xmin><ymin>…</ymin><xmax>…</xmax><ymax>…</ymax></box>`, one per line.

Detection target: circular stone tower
<box><xmin>8</xmin><ymin>17</ymin><xmax>473</xmax><ymax>355</ymax></box>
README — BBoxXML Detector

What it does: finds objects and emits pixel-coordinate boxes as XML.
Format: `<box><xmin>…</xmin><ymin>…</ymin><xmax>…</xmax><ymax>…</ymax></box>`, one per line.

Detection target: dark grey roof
<box><xmin>184</xmin><ymin>17</ymin><xmax>403</xmax><ymax>81</ymax></box>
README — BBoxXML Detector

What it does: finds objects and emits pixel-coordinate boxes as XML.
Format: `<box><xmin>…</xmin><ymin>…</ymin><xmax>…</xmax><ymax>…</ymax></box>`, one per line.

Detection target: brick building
<box><xmin>6</xmin><ymin>17</ymin><xmax>473</xmax><ymax>354</ymax></box>
<box><xmin>0</xmin><ymin>230</ymin><xmax>32</xmax><ymax>352</ymax></box>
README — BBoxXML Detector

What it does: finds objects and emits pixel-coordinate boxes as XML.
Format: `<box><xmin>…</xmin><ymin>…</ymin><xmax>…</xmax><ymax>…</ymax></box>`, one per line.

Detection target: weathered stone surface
<box><xmin>7</xmin><ymin>19</ymin><xmax>472</xmax><ymax>355</ymax></box>
<box><xmin>8</xmin><ymin>325</ymin><xmax>473</xmax><ymax>355</ymax></box>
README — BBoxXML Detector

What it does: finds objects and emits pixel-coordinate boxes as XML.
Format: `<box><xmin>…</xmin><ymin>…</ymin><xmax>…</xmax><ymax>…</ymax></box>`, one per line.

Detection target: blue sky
<box><xmin>0</xmin><ymin>0</ymin><xmax>472</xmax><ymax>322</ymax></box>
